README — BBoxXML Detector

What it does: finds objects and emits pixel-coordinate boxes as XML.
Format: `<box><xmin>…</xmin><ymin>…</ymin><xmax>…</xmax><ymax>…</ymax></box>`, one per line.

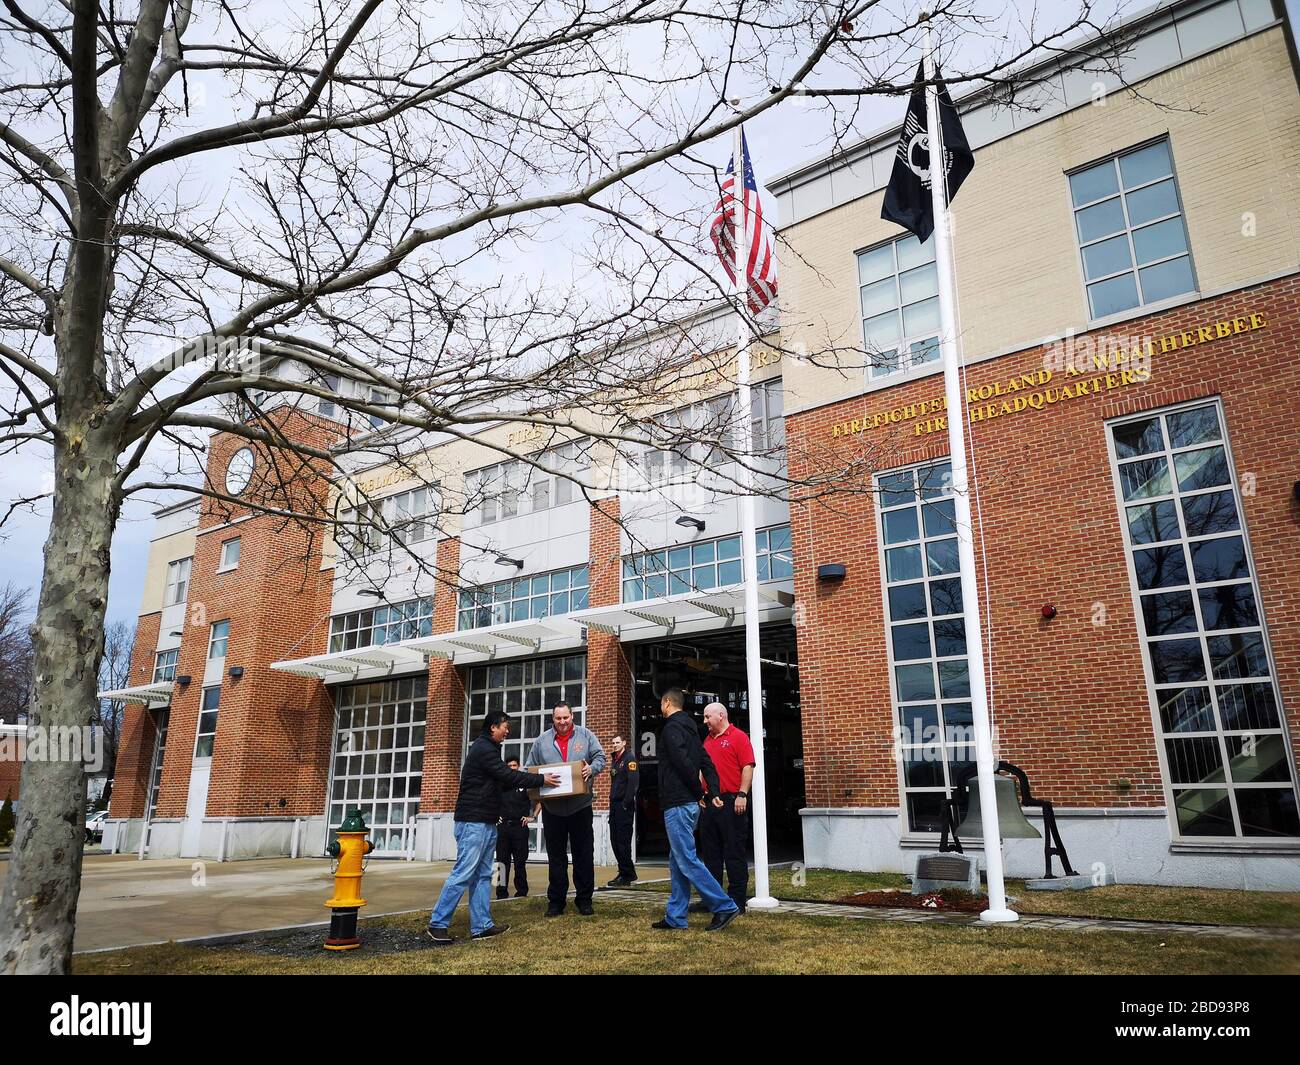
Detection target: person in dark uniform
<box><xmin>496</xmin><ymin>757</ymin><xmax>533</xmax><ymax>899</ymax></box>
<box><xmin>604</xmin><ymin>734</ymin><xmax>639</xmax><ymax>887</ymax></box>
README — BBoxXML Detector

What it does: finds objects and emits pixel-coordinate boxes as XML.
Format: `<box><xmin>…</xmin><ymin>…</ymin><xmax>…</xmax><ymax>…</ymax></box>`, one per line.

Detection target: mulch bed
<box><xmin>200</xmin><ymin>922</ymin><xmax>438</xmax><ymax>958</ymax></box>
<box><xmin>833</xmin><ymin>889</ymin><xmax>988</xmax><ymax>913</ymax></box>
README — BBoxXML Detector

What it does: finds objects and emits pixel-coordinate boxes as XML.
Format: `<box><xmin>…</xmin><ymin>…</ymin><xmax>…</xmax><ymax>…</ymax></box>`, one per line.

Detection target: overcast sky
<box><xmin>4</xmin><ymin>0</ymin><xmax>1286</xmax><ymax>630</ymax></box>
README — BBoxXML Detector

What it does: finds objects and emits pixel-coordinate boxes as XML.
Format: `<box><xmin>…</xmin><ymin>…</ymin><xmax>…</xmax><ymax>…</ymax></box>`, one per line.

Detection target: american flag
<box><xmin>710</xmin><ymin>130</ymin><xmax>777</xmax><ymax>314</ymax></box>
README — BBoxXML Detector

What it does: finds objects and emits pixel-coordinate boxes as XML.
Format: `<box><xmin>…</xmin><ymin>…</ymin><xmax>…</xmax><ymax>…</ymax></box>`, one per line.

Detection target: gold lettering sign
<box><xmin>828</xmin><ymin>311</ymin><xmax>1265</xmax><ymax>439</ymax></box>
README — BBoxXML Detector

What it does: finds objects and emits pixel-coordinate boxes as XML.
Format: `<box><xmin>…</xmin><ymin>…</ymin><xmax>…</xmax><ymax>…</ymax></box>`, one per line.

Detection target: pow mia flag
<box><xmin>880</xmin><ymin>62</ymin><xmax>974</xmax><ymax>242</ymax></box>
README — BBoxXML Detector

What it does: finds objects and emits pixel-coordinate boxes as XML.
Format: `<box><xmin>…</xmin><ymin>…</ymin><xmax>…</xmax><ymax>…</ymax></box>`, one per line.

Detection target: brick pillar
<box><xmin>422</xmin><ymin>535</ymin><xmax>465</xmax><ymax>813</ymax></box>
<box><xmin>585</xmin><ymin>497</ymin><xmax>631</xmax><ymax>813</ymax></box>
<box><xmin>109</xmin><ymin>611</ymin><xmax>163</xmax><ymax>819</ymax></box>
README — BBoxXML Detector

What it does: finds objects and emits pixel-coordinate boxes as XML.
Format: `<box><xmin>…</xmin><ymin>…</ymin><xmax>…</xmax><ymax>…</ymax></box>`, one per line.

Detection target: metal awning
<box><xmin>269</xmin><ymin>644</ymin><xmax>429</xmax><ymax>681</ymax></box>
<box><xmin>97</xmin><ymin>681</ymin><xmax>174</xmax><ymax>705</ymax></box>
<box><xmin>571</xmin><ymin>582</ymin><xmax>794</xmax><ymax>642</ymax></box>
<box><xmin>404</xmin><ymin>616</ymin><xmax>586</xmax><ymax>664</ymax></box>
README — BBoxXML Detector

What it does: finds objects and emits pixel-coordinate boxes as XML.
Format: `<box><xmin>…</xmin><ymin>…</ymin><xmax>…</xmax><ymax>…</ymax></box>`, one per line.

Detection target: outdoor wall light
<box><xmin>1041</xmin><ymin>604</ymin><xmax>1058</xmax><ymax>620</ymax></box>
<box><xmin>1294</xmin><ymin>481</ymin><xmax>1300</xmax><ymax>502</ymax></box>
<box><xmin>176</xmin><ymin>675</ymin><xmax>192</xmax><ymax>687</ymax></box>
<box><xmin>356</xmin><ymin>588</ymin><xmax>385</xmax><ymax>599</ymax></box>
<box><xmin>168</xmin><ymin>630</ymin><xmax>183</xmax><ymax>637</ymax></box>
<box><xmin>816</xmin><ymin>563</ymin><xmax>847</xmax><ymax>582</ymax></box>
<box><xmin>495</xmin><ymin>554</ymin><xmax>525</xmax><ymax>570</ymax></box>
<box><xmin>675</xmin><ymin>515</ymin><xmax>706</xmax><ymax>532</ymax></box>
<box><xmin>228</xmin><ymin>665</ymin><xmax>245</xmax><ymax>679</ymax></box>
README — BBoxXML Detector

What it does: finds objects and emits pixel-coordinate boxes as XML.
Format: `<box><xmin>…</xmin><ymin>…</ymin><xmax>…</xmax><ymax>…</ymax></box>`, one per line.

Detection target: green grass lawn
<box><xmin>74</xmin><ymin>896</ymin><xmax>1300</xmax><ymax>976</ymax></box>
<box><xmin>627</xmin><ymin>867</ymin><xmax>1300</xmax><ymax>927</ymax></box>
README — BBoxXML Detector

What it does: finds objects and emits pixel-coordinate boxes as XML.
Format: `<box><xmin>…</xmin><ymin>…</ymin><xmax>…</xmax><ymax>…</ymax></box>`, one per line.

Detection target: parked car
<box><xmin>85</xmin><ymin>809</ymin><xmax>107</xmax><ymax>843</ymax></box>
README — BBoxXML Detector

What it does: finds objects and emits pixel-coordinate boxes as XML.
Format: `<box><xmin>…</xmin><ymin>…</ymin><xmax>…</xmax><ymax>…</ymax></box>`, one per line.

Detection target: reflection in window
<box><xmin>1110</xmin><ymin>403</ymin><xmax>1298</xmax><ymax>838</ymax></box>
<box><xmin>622</xmin><ymin>525</ymin><xmax>792</xmax><ymax>602</ymax></box>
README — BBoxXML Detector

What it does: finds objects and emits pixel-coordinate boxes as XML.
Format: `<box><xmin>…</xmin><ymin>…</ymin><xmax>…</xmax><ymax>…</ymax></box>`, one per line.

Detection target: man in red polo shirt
<box><xmin>695</xmin><ymin>702</ymin><xmax>756</xmax><ymax>913</ymax></box>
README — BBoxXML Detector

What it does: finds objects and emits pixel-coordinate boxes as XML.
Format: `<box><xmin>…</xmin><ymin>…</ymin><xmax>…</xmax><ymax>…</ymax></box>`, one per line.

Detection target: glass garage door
<box><xmin>327</xmin><ymin>676</ymin><xmax>428</xmax><ymax>854</ymax></box>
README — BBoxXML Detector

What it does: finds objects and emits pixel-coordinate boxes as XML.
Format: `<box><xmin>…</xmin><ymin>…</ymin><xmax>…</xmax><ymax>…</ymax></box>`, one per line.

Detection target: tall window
<box><xmin>622</xmin><ymin>524</ymin><xmax>793</xmax><ymax>602</ymax></box>
<box><xmin>329</xmin><ymin>597</ymin><xmax>434</xmax><ymax>652</ymax></box>
<box><xmin>750</xmin><ymin>378</ymin><xmax>785</xmax><ymax>455</ymax></box>
<box><xmin>458</xmin><ymin>565</ymin><xmax>589</xmax><ymax>630</ymax></box>
<box><xmin>164</xmin><ymin>557</ymin><xmax>192</xmax><ymax>607</ymax></box>
<box><xmin>218</xmin><ymin>537</ymin><xmax>241</xmax><ymax>572</ymax></box>
<box><xmin>875</xmin><ymin>461</ymin><xmax>973</xmax><ymax>834</ymax></box>
<box><xmin>145</xmin><ymin>709</ymin><xmax>169</xmax><ymax>821</ymax></box>
<box><xmin>194</xmin><ymin>687</ymin><xmax>220</xmax><ymax>757</ymax></box>
<box><xmin>328</xmin><ymin>676</ymin><xmax>428</xmax><ymax>853</ymax></box>
<box><xmin>207</xmin><ymin>620</ymin><xmax>230</xmax><ymax>660</ymax></box>
<box><xmin>153</xmin><ymin>649</ymin><xmax>179</xmax><ymax>684</ymax></box>
<box><xmin>857</xmin><ymin>234</ymin><xmax>939</xmax><ymax>381</ymax></box>
<box><xmin>463</xmin><ymin>440</ymin><xmax>591</xmax><ymax>529</ymax></box>
<box><xmin>637</xmin><ymin>396</ymin><xmax>735</xmax><ymax>485</ymax></box>
<box><xmin>367</xmin><ymin>387</ymin><xmax>395</xmax><ymax>430</ymax></box>
<box><xmin>1069</xmin><ymin>138</ymin><xmax>1195</xmax><ymax>319</ymax></box>
<box><xmin>1107</xmin><ymin>402</ymin><xmax>1298</xmax><ymax>839</ymax></box>
<box><xmin>466</xmin><ymin>656</ymin><xmax>586</xmax><ymax>767</ymax></box>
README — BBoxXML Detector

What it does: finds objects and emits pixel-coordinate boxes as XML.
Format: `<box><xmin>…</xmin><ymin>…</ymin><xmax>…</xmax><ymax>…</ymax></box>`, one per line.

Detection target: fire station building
<box><xmin>103</xmin><ymin>0</ymin><xmax>1300</xmax><ymax>889</ymax></box>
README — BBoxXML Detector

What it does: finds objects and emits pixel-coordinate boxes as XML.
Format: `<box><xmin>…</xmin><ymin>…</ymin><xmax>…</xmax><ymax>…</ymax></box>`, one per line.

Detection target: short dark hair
<box><xmin>482</xmin><ymin>709</ymin><xmax>511</xmax><ymax>734</ymax></box>
<box><xmin>661</xmin><ymin>687</ymin><xmax>685</xmax><ymax>710</ymax></box>
<box><xmin>506</xmin><ymin>756</ymin><xmax>520</xmax><ymax>766</ymax></box>
<box><xmin>553</xmin><ymin>701</ymin><xmax>572</xmax><ymax>714</ymax></box>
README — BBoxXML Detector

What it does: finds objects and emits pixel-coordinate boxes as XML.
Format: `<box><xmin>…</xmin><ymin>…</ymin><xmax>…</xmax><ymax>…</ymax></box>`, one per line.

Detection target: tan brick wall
<box><xmin>779</xmin><ymin>27</ymin><xmax>1300</xmax><ymax>421</ymax></box>
<box><xmin>138</xmin><ymin>524</ymin><xmax>198</xmax><ymax>616</ymax></box>
<box><xmin>786</xmin><ymin>275</ymin><xmax>1300</xmax><ymax>814</ymax></box>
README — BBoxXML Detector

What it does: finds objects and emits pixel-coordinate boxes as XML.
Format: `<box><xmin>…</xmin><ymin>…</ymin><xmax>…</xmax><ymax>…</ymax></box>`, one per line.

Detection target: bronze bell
<box><xmin>956</xmin><ymin>774</ymin><xmax>1041</xmax><ymax>839</ymax></box>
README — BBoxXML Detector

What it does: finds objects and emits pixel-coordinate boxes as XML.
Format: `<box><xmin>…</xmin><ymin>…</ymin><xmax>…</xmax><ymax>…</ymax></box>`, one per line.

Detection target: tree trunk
<box><xmin>0</xmin><ymin>428</ymin><xmax>119</xmax><ymax>974</ymax></box>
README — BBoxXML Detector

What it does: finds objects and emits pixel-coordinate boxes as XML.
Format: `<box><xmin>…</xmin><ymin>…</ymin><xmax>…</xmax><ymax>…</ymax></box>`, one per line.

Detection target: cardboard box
<box><xmin>527</xmin><ymin>760</ymin><xmax>590</xmax><ymax>801</ymax></box>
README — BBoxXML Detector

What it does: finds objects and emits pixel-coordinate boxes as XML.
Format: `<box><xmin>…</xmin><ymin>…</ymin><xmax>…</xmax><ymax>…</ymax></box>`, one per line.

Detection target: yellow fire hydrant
<box><xmin>324</xmin><ymin>807</ymin><xmax>375</xmax><ymax>951</ymax></box>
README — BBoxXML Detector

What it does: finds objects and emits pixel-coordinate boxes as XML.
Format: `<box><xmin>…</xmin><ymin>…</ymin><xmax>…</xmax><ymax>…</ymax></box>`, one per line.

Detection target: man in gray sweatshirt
<box><xmin>525</xmin><ymin>701</ymin><xmax>606</xmax><ymax>916</ymax></box>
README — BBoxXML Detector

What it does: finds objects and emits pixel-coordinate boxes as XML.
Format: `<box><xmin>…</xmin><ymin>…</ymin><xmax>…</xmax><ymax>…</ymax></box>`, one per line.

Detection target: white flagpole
<box><xmin>922</xmin><ymin>17</ymin><xmax>1017</xmax><ymax>922</ymax></box>
<box><xmin>732</xmin><ymin>119</ymin><xmax>778</xmax><ymax>910</ymax></box>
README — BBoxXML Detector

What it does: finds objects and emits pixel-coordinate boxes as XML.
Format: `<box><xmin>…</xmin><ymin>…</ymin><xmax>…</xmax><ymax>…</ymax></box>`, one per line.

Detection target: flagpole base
<box><xmin>979</xmin><ymin>907</ymin><xmax>1020</xmax><ymax>923</ymax></box>
<box><xmin>747</xmin><ymin>895</ymin><xmax>781</xmax><ymax>910</ymax></box>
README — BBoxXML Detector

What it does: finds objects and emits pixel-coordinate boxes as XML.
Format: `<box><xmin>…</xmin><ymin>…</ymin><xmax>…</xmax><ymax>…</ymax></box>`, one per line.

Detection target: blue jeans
<box><xmin>429</xmin><ymin>821</ymin><xmax>498</xmax><ymax>935</ymax></box>
<box><xmin>663</xmin><ymin>802</ymin><xmax>739</xmax><ymax>927</ymax></box>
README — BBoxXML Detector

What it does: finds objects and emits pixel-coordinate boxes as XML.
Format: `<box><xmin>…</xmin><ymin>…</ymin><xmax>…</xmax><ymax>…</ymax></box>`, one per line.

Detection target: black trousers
<box><xmin>699</xmin><ymin>795</ymin><xmax>750</xmax><ymax>909</ymax></box>
<box><xmin>609</xmin><ymin>804</ymin><xmax>636</xmax><ymax>880</ymax></box>
<box><xmin>542</xmin><ymin>805</ymin><xmax>595</xmax><ymax>908</ymax></box>
<box><xmin>495</xmin><ymin>822</ymin><xmax>529</xmax><ymax>897</ymax></box>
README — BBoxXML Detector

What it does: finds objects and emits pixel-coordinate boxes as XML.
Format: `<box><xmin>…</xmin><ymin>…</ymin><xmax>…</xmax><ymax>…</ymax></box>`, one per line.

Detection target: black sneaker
<box><xmin>603</xmin><ymin>876</ymin><xmax>628</xmax><ymax>889</ymax></box>
<box><xmin>651</xmin><ymin>919</ymin><xmax>685</xmax><ymax>930</ymax></box>
<box><xmin>706</xmin><ymin>908</ymin><xmax>740</xmax><ymax>932</ymax></box>
<box><xmin>514</xmin><ymin>891</ymin><xmax>528</xmax><ymax>898</ymax></box>
<box><xmin>545</xmin><ymin>905</ymin><xmax>565</xmax><ymax>917</ymax></box>
<box><xmin>687</xmin><ymin>901</ymin><xmax>710</xmax><ymax>914</ymax></box>
<box><xmin>471</xmin><ymin>923</ymin><xmax>509</xmax><ymax>940</ymax></box>
<box><xmin>495</xmin><ymin>889</ymin><xmax>508</xmax><ymax>900</ymax></box>
<box><xmin>424</xmin><ymin>926</ymin><xmax>457</xmax><ymax>947</ymax></box>
<box><xmin>577</xmin><ymin>901</ymin><xmax>594</xmax><ymax>916</ymax></box>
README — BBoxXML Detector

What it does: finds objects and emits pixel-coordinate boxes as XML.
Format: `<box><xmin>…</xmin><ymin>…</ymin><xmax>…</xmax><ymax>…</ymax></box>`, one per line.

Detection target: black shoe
<box><xmin>651</xmin><ymin>919</ymin><xmax>685</xmax><ymax>930</ymax></box>
<box><xmin>496</xmin><ymin>889</ymin><xmax>508</xmax><ymax>900</ymax></box>
<box><xmin>472</xmin><ymin>923</ymin><xmax>509</xmax><ymax>940</ymax></box>
<box><xmin>577</xmin><ymin>901</ymin><xmax>594</xmax><ymax>916</ymax></box>
<box><xmin>545</xmin><ymin>905</ymin><xmax>565</xmax><ymax>917</ymax></box>
<box><xmin>688</xmin><ymin>901</ymin><xmax>710</xmax><ymax>914</ymax></box>
<box><xmin>623</xmin><ymin>875</ymin><xmax>638</xmax><ymax>885</ymax></box>
<box><xmin>425</xmin><ymin>926</ymin><xmax>457</xmax><ymax>947</ymax></box>
<box><xmin>706</xmin><ymin>908</ymin><xmax>740</xmax><ymax>932</ymax></box>
<box><xmin>603</xmin><ymin>876</ymin><xmax>628</xmax><ymax>889</ymax></box>
<box><xmin>514</xmin><ymin>891</ymin><xmax>528</xmax><ymax>898</ymax></box>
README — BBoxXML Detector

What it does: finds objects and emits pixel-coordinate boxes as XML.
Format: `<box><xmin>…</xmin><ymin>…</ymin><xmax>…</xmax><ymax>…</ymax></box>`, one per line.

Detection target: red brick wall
<box><xmin>0</xmin><ymin>740</ymin><xmax>19</xmax><ymax>805</ymax></box>
<box><xmin>422</xmin><ymin>536</ymin><xmax>465</xmax><ymax>812</ymax></box>
<box><xmin>786</xmin><ymin>276</ymin><xmax>1300</xmax><ymax>812</ymax></box>
<box><xmin>107</xmin><ymin>611</ymin><xmax>163</xmax><ymax>818</ymax></box>
<box><xmin>585</xmin><ymin>497</ymin><xmax>632</xmax><ymax>812</ymax></box>
<box><xmin>157</xmin><ymin>409</ymin><xmax>341</xmax><ymax>819</ymax></box>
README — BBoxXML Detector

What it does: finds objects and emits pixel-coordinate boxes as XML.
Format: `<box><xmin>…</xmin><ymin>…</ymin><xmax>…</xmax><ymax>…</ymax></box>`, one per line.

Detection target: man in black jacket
<box><xmin>604</xmin><ymin>734</ymin><xmax>639</xmax><ymax>887</ymax></box>
<box><xmin>496</xmin><ymin>756</ymin><xmax>533</xmax><ymax>899</ymax></box>
<box><xmin>427</xmin><ymin>711</ymin><xmax>559</xmax><ymax>945</ymax></box>
<box><xmin>652</xmin><ymin>688</ymin><xmax>741</xmax><ymax>932</ymax></box>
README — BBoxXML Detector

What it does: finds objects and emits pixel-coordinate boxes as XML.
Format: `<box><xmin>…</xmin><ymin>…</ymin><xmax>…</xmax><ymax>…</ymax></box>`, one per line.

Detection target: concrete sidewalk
<box><xmin>0</xmin><ymin>852</ymin><xmax>622</xmax><ymax>952</ymax></box>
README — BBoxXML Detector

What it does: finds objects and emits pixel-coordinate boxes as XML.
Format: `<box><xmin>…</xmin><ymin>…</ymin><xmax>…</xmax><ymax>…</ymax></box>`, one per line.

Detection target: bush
<box><xmin>0</xmin><ymin>794</ymin><xmax>14</xmax><ymax>847</ymax></box>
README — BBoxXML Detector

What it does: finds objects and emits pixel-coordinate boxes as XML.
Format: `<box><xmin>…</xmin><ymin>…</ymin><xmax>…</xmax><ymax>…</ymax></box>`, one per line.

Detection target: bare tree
<box><xmin>0</xmin><ymin>0</ymin><xmax>1120</xmax><ymax>972</ymax></box>
<box><xmin>92</xmin><ymin>620</ymin><xmax>134</xmax><ymax>809</ymax></box>
<box><xmin>0</xmin><ymin>584</ymin><xmax>34</xmax><ymax>726</ymax></box>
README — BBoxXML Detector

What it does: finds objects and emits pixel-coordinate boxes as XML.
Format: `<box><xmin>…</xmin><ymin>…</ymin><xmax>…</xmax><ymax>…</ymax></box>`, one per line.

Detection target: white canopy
<box><xmin>97</xmin><ymin>680</ymin><xmax>175</xmax><ymax>705</ymax></box>
<box><xmin>571</xmin><ymin>582</ymin><xmax>794</xmax><ymax>642</ymax></box>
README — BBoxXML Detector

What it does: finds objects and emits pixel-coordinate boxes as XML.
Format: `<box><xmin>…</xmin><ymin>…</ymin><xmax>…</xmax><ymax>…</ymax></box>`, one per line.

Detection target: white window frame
<box><xmin>458</xmin><ymin>565</ymin><xmax>590</xmax><ymax>630</ymax></box>
<box><xmin>621</xmin><ymin>524</ymin><xmax>793</xmax><ymax>602</ymax></box>
<box><xmin>152</xmin><ymin>648</ymin><xmax>179</xmax><ymax>684</ymax></box>
<box><xmin>856</xmin><ymin>234</ymin><xmax>940</xmax><ymax>383</ymax></box>
<box><xmin>1067</xmin><ymin>136</ymin><xmax>1197</xmax><ymax>321</ymax></box>
<box><xmin>207</xmin><ymin>620</ymin><xmax>230</xmax><ymax>660</ymax></box>
<box><xmin>164</xmin><ymin>557</ymin><xmax>192</xmax><ymax>607</ymax></box>
<box><xmin>217</xmin><ymin>537</ymin><xmax>241</xmax><ymax>572</ymax></box>
<box><xmin>337</xmin><ymin>485</ymin><xmax>438</xmax><ymax>557</ymax></box>
<box><xmin>194</xmin><ymin>686</ymin><xmax>220</xmax><ymax>758</ymax></box>
<box><xmin>463</xmin><ymin>439</ymin><xmax>592</xmax><ymax>529</ymax></box>
<box><xmin>1105</xmin><ymin>398</ymin><xmax>1299</xmax><ymax>843</ymax></box>
<box><xmin>328</xmin><ymin>597</ymin><xmax>435</xmax><ymax>653</ymax></box>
